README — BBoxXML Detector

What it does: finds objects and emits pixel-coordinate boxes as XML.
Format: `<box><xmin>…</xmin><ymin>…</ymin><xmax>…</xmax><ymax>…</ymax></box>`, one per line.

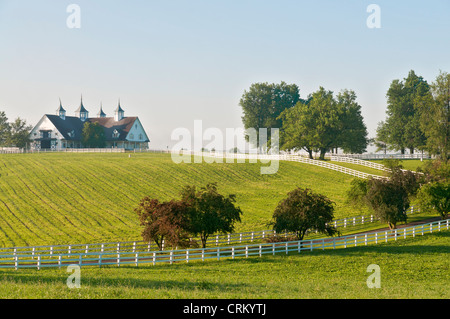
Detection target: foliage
<box><xmin>346</xmin><ymin>162</ymin><xmax>421</xmax><ymax>230</ymax></box>
<box><xmin>378</xmin><ymin>70</ymin><xmax>430</xmax><ymax>154</ymax></box>
<box><xmin>0</xmin><ymin>112</ymin><xmax>31</xmax><ymax>148</ymax></box>
<box><xmin>417</xmin><ymin>160</ymin><xmax>450</xmax><ymax>220</ymax></box>
<box><xmin>0</xmin><ymin>111</ymin><xmax>9</xmax><ymax>146</ymax></box>
<box><xmin>335</xmin><ymin>90</ymin><xmax>369</xmax><ymax>154</ymax></box>
<box><xmin>82</xmin><ymin>122</ymin><xmax>106</xmax><ymax>148</ymax></box>
<box><xmin>418</xmin><ymin>182</ymin><xmax>450</xmax><ymax>220</ymax></box>
<box><xmin>239</xmin><ymin>81</ymin><xmax>300</xmax><ymax>148</ymax></box>
<box><xmin>278</xmin><ymin>87</ymin><xmax>368</xmax><ymax>159</ymax></box>
<box><xmin>269</xmin><ymin>187</ymin><xmax>339</xmax><ymax>240</ymax></box>
<box><xmin>378</xmin><ymin>69</ymin><xmax>449</xmax><ymax>160</ymax></box>
<box><xmin>416</xmin><ymin>71</ymin><xmax>450</xmax><ymax>162</ymax></box>
<box><xmin>6</xmin><ymin>117</ymin><xmax>32</xmax><ymax>148</ymax></box>
<box><xmin>180</xmin><ymin>183</ymin><xmax>243</xmax><ymax>248</ymax></box>
<box><xmin>135</xmin><ymin>197</ymin><xmax>193</xmax><ymax>250</ymax></box>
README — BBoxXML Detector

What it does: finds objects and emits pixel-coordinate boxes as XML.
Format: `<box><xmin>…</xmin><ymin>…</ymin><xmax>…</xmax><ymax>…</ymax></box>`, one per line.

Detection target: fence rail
<box><xmin>177</xmin><ymin>151</ymin><xmax>388</xmax><ymax>180</ymax></box>
<box><xmin>332</xmin><ymin>153</ymin><xmax>431</xmax><ymax>160</ymax></box>
<box><xmin>1</xmin><ymin>219</ymin><xmax>447</xmax><ymax>270</ymax></box>
<box><xmin>0</xmin><ymin>206</ymin><xmax>418</xmax><ymax>257</ymax></box>
<box><xmin>330</xmin><ymin>156</ymin><xmax>389</xmax><ymax>171</ymax></box>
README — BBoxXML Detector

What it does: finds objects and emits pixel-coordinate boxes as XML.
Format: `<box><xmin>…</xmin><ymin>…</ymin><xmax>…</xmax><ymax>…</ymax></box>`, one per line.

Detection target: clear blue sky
<box><xmin>0</xmin><ymin>0</ymin><xmax>449</xmax><ymax>150</ymax></box>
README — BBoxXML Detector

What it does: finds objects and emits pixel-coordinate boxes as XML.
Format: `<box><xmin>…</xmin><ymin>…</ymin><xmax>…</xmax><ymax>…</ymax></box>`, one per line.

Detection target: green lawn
<box><xmin>328</xmin><ymin>161</ymin><xmax>387</xmax><ymax>176</ymax></box>
<box><xmin>369</xmin><ymin>159</ymin><xmax>431</xmax><ymax>172</ymax></box>
<box><xmin>0</xmin><ymin>152</ymin><xmax>369</xmax><ymax>247</ymax></box>
<box><xmin>0</xmin><ymin>229</ymin><xmax>448</xmax><ymax>299</ymax></box>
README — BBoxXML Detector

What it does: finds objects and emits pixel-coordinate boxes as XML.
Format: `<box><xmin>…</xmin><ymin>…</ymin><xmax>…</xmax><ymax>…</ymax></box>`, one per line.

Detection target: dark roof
<box><xmin>45</xmin><ymin>115</ymin><xmax>149</xmax><ymax>142</ymax></box>
<box><xmin>89</xmin><ymin>117</ymin><xmax>142</xmax><ymax>141</ymax></box>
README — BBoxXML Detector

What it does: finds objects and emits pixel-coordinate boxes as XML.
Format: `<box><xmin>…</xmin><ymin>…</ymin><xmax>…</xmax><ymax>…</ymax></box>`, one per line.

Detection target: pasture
<box><xmin>0</xmin><ymin>152</ymin><xmax>372</xmax><ymax>248</ymax></box>
<box><xmin>0</xmin><ymin>229</ymin><xmax>448</xmax><ymax>299</ymax></box>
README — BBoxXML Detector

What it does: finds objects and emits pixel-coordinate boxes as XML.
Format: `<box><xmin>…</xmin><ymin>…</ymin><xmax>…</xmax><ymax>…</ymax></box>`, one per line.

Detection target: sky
<box><xmin>0</xmin><ymin>0</ymin><xmax>449</xmax><ymax>150</ymax></box>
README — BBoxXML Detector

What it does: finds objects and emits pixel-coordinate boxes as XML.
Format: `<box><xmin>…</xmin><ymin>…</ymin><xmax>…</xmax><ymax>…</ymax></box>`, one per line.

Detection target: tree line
<box><xmin>375</xmin><ymin>70</ymin><xmax>449</xmax><ymax>162</ymax></box>
<box><xmin>0</xmin><ymin>112</ymin><xmax>32</xmax><ymax>148</ymax></box>
<box><xmin>239</xmin><ymin>82</ymin><xmax>369</xmax><ymax>159</ymax></box>
<box><xmin>239</xmin><ymin>72</ymin><xmax>449</xmax><ymax>162</ymax></box>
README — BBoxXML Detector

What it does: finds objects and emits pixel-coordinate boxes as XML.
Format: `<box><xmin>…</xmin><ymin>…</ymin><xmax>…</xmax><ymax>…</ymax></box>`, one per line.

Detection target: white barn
<box><xmin>29</xmin><ymin>98</ymin><xmax>150</xmax><ymax>150</ymax></box>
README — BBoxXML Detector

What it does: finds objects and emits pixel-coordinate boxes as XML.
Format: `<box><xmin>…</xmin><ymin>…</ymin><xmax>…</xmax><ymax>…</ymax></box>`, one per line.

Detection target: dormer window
<box><xmin>113</xmin><ymin>129</ymin><xmax>120</xmax><ymax>138</ymax></box>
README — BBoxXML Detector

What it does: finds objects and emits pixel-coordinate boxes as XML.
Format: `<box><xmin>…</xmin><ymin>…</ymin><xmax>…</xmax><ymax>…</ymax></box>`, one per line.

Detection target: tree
<box><xmin>135</xmin><ymin>197</ymin><xmax>193</xmax><ymax>250</ymax></box>
<box><xmin>240</xmin><ymin>82</ymin><xmax>300</xmax><ymax>149</ymax></box>
<box><xmin>180</xmin><ymin>183</ymin><xmax>242</xmax><ymax>248</ymax></box>
<box><xmin>278</xmin><ymin>87</ymin><xmax>368</xmax><ymax>159</ymax></box>
<box><xmin>269</xmin><ymin>187</ymin><xmax>339</xmax><ymax>241</ymax></box>
<box><xmin>374</xmin><ymin>121</ymin><xmax>390</xmax><ymax>154</ymax></box>
<box><xmin>416</xmin><ymin>71</ymin><xmax>450</xmax><ymax>162</ymax></box>
<box><xmin>378</xmin><ymin>70</ymin><xmax>430</xmax><ymax>154</ymax></box>
<box><xmin>6</xmin><ymin>117</ymin><xmax>32</xmax><ymax>148</ymax></box>
<box><xmin>417</xmin><ymin>160</ymin><xmax>450</xmax><ymax>220</ymax></box>
<box><xmin>336</xmin><ymin>89</ymin><xmax>369</xmax><ymax>154</ymax></box>
<box><xmin>82</xmin><ymin>122</ymin><xmax>105</xmax><ymax>148</ymax></box>
<box><xmin>0</xmin><ymin>111</ymin><xmax>9</xmax><ymax>146</ymax></box>
<box><xmin>277</xmin><ymin>99</ymin><xmax>316</xmax><ymax>159</ymax></box>
<box><xmin>418</xmin><ymin>182</ymin><xmax>450</xmax><ymax>220</ymax></box>
<box><xmin>346</xmin><ymin>162</ymin><xmax>420</xmax><ymax>230</ymax></box>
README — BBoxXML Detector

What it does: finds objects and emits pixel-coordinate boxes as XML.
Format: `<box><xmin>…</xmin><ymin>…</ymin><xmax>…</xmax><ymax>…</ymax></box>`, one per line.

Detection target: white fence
<box><xmin>330</xmin><ymin>156</ymin><xmax>389</xmax><ymax>171</ymax></box>
<box><xmin>0</xmin><ymin>206</ymin><xmax>419</xmax><ymax>267</ymax></box>
<box><xmin>1</xmin><ymin>219</ymin><xmax>447</xmax><ymax>270</ymax></box>
<box><xmin>176</xmin><ymin>151</ymin><xmax>388</xmax><ymax>180</ymax></box>
<box><xmin>333</xmin><ymin>153</ymin><xmax>431</xmax><ymax>160</ymax></box>
<box><xmin>0</xmin><ymin>148</ymin><xmax>126</xmax><ymax>154</ymax></box>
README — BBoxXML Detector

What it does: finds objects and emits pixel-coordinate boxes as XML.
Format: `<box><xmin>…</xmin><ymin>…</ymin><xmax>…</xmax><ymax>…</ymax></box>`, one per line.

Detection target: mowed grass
<box><xmin>0</xmin><ymin>152</ymin><xmax>366</xmax><ymax>247</ymax></box>
<box><xmin>0</xmin><ymin>230</ymin><xmax>448</xmax><ymax>299</ymax></box>
<box><xmin>369</xmin><ymin>159</ymin><xmax>431</xmax><ymax>172</ymax></box>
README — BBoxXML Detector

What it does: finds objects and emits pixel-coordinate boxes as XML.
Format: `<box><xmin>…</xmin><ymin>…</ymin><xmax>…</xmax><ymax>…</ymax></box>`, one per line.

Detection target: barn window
<box><xmin>113</xmin><ymin>129</ymin><xmax>120</xmax><ymax>138</ymax></box>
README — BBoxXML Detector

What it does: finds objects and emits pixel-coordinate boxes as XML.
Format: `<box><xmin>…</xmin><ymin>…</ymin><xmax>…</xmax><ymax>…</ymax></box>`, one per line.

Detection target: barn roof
<box><xmin>45</xmin><ymin>115</ymin><xmax>147</xmax><ymax>142</ymax></box>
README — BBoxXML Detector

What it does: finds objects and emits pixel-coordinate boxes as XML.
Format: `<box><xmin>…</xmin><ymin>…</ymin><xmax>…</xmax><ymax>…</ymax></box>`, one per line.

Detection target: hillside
<box><xmin>0</xmin><ymin>152</ymin><xmax>368</xmax><ymax>247</ymax></box>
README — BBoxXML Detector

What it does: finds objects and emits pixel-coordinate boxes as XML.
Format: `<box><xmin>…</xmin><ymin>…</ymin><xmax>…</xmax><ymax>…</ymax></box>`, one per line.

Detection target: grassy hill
<box><xmin>0</xmin><ymin>152</ymin><xmax>368</xmax><ymax>247</ymax></box>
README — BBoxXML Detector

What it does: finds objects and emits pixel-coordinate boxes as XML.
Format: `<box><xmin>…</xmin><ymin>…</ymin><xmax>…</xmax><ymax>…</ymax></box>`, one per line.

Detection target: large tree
<box><xmin>346</xmin><ymin>162</ymin><xmax>420</xmax><ymax>229</ymax></box>
<box><xmin>278</xmin><ymin>87</ymin><xmax>368</xmax><ymax>159</ymax></box>
<box><xmin>270</xmin><ymin>187</ymin><xmax>339</xmax><ymax>241</ymax></box>
<box><xmin>335</xmin><ymin>89</ymin><xmax>369</xmax><ymax>154</ymax></box>
<box><xmin>417</xmin><ymin>160</ymin><xmax>450</xmax><ymax>220</ymax></box>
<box><xmin>240</xmin><ymin>81</ymin><xmax>300</xmax><ymax>150</ymax></box>
<box><xmin>180</xmin><ymin>183</ymin><xmax>242</xmax><ymax>248</ymax></box>
<box><xmin>415</xmin><ymin>71</ymin><xmax>450</xmax><ymax>162</ymax></box>
<box><xmin>378</xmin><ymin>70</ymin><xmax>430</xmax><ymax>154</ymax></box>
<box><xmin>135</xmin><ymin>197</ymin><xmax>193</xmax><ymax>250</ymax></box>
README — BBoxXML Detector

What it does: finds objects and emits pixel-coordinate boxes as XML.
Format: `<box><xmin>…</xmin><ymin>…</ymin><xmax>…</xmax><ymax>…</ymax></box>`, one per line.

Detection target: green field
<box><xmin>0</xmin><ymin>152</ymin><xmax>447</xmax><ymax>300</ymax></box>
<box><xmin>0</xmin><ymin>152</ymin><xmax>372</xmax><ymax>248</ymax></box>
<box><xmin>0</xmin><ymin>229</ymin><xmax>448</xmax><ymax>299</ymax></box>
